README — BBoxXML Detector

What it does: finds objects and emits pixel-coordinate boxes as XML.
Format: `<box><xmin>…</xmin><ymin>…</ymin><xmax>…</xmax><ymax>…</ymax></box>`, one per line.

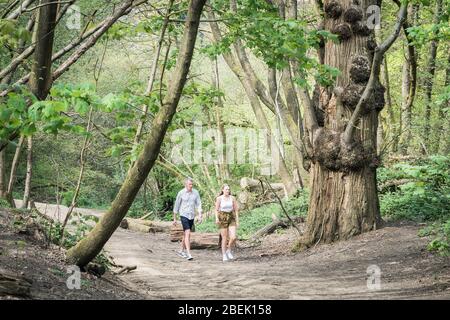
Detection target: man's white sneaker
<box><xmin>226</xmin><ymin>249</ymin><xmax>234</xmax><ymax>260</ymax></box>
<box><xmin>222</xmin><ymin>254</ymin><xmax>229</xmax><ymax>262</ymax></box>
<box><xmin>186</xmin><ymin>253</ymin><xmax>193</xmax><ymax>260</ymax></box>
<box><xmin>177</xmin><ymin>251</ymin><xmax>187</xmax><ymax>258</ymax></box>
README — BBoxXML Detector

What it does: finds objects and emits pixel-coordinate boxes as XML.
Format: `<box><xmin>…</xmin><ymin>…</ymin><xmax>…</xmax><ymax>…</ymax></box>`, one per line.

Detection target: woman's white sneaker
<box><xmin>226</xmin><ymin>249</ymin><xmax>234</xmax><ymax>260</ymax></box>
<box><xmin>222</xmin><ymin>254</ymin><xmax>229</xmax><ymax>262</ymax></box>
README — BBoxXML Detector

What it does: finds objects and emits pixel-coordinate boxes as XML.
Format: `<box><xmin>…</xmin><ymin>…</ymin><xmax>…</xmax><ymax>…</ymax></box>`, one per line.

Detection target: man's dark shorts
<box><xmin>180</xmin><ymin>216</ymin><xmax>195</xmax><ymax>231</ymax></box>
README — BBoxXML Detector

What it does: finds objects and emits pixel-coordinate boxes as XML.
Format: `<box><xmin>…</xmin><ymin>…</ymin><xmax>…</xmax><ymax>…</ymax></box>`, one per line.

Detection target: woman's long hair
<box><xmin>218</xmin><ymin>184</ymin><xmax>232</xmax><ymax>197</ymax></box>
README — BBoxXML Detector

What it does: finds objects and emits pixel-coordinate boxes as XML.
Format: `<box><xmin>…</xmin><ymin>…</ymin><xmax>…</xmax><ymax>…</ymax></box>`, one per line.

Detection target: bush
<box><xmin>379</xmin><ymin>155</ymin><xmax>450</xmax><ymax>222</ymax></box>
<box><xmin>0</xmin><ymin>198</ymin><xmax>11</xmax><ymax>208</ymax></box>
<box><xmin>418</xmin><ymin>219</ymin><xmax>450</xmax><ymax>256</ymax></box>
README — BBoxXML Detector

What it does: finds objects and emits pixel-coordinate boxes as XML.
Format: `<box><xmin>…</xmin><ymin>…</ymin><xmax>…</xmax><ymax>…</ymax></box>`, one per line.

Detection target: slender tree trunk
<box><xmin>435</xmin><ymin>51</ymin><xmax>450</xmax><ymax>154</ymax></box>
<box><xmin>60</xmin><ymin>107</ymin><xmax>94</xmax><ymax>241</ymax></box>
<box><xmin>211</xmin><ymin>57</ymin><xmax>230</xmax><ymax>180</ymax></box>
<box><xmin>302</xmin><ymin>0</ymin><xmax>390</xmax><ymax>246</ymax></box>
<box><xmin>268</xmin><ymin>69</ymin><xmax>286</xmax><ymax>158</ymax></box>
<box><xmin>382</xmin><ymin>57</ymin><xmax>396</xmax><ymax>152</ymax></box>
<box><xmin>5</xmin><ymin>135</ymin><xmax>25</xmax><ymax>207</ymax></box>
<box><xmin>0</xmin><ymin>150</ymin><xmax>6</xmax><ymax>200</ymax></box>
<box><xmin>399</xmin><ymin>55</ymin><xmax>411</xmax><ymax>154</ymax></box>
<box><xmin>133</xmin><ymin>0</ymin><xmax>174</xmax><ymax>148</ymax></box>
<box><xmin>29</xmin><ymin>0</ymin><xmax>58</xmax><ymax>100</ymax></box>
<box><xmin>398</xmin><ymin>4</ymin><xmax>418</xmax><ymax>155</ymax></box>
<box><xmin>66</xmin><ymin>0</ymin><xmax>207</xmax><ymax>267</ymax></box>
<box><xmin>423</xmin><ymin>0</ymin><xmax>443</xmax><ymax>153</ymax></box>
<box><xmin>208</xmin><ymin>13</ymin><xmax>297</xmax><ymax>195</ymax></box>
<box><xmin>21</xmin><ymin>136</ymin><xmax>33</xmax><ymax>209</ymax></box>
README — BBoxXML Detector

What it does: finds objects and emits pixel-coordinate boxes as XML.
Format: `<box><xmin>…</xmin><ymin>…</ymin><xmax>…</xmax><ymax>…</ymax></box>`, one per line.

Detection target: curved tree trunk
<box><xmin>66</xmin><ymin>0</ymin><xmax>207</xmax><ymax>267</ymax></box>
<box><xmin>302</xmin><ymin>0</ymin><xmax>394</xmax><ymax>246</ymax></box>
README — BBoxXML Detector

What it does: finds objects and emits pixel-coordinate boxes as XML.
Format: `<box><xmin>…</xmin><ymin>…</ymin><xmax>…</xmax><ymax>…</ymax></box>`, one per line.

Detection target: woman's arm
<box><xmin>215</xmin><ymin>197</ymin><xmax>221</xmax><ymax>224</ymax></box>
<box><xmin>233</xmin><ymin>197</ymin><xmax>239</xmax><ymax>226</ymax></box>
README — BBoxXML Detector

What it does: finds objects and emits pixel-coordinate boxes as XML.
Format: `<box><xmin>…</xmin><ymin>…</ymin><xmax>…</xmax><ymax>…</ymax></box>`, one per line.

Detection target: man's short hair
<box><xmin>185</xmin><ymin>177</ymin><xmax>193</xmax><ymax>184</ymax></box>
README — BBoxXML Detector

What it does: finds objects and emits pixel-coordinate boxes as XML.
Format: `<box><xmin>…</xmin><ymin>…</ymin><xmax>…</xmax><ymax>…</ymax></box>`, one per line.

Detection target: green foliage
<box><xmin>379</xmin><ymin>156</ymin><xmax>450</xmax><ymax>222</ymax></box>
<box><xmin>419</xmin><ymin>219</ymin><xmax>450</xmax><ymax>256</ymax></box>
<box><xmin>0</xmin><ymin>18</ymin><xmax>31</xmax><ymax>50</ymax></box>
<box><xmin>203</xmin><ymin>0</ymin><xmax>339</xmax><ymax>87</ymax></box>
<box><xmin>0</xmin><ymin>198</ymin><xmax>11</xmax><ymax>208</ymax></box>
<box><xmin>379</xmin><ymin>156</ymin><xmax>450</xmax><ymax>256</ymax></box>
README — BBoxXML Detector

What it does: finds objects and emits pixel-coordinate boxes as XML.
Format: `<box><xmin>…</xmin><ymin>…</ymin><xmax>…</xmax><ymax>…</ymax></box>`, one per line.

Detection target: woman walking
<box><xmin>215</xmin><ymin>184</ymin><xmax>239</xmax><ymax>262</ymax></box>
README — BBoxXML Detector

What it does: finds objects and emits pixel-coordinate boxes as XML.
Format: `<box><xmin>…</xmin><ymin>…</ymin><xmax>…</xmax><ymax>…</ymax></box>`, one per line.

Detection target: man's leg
<box><xmin>180</xmin><ymin>236</ymin><xmax>186</xmax><ymax>252</ymax></box>
<box><xmin>184</xmin><ymin>229</ymin><xmax>191</xmax><ymax>255</ymax></box>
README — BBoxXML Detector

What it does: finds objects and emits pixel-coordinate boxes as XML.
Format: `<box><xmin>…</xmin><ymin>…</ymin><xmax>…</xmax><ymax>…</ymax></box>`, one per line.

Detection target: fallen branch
<box><xmin>114</xmin><ymin>265</ymin><xmax>137</xmax><ymax>275</ymax></box>
<box><xmin>262</xmin><ymin>177</ymin><xmax>302</xmax><ymax>236</ymax></box>
<box><xmin>248</xmin><ymin>216</ymin><xmax>304</xmax><ymax>243</ymax></box>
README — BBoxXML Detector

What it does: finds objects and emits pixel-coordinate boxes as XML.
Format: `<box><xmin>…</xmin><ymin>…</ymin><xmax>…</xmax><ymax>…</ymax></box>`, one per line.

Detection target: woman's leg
<box><xmin>220</xmin><ymin>228</ymin><xmax>228</xmax><ymax>255</ymax></box>
<box><xmin>227</xmin><ymin>225</ymin><xmax>237</xmax><ymax>251</ymax></box>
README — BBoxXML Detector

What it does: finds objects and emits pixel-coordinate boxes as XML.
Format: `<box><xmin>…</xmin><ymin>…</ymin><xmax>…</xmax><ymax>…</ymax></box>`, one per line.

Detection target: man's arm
<box><xmin>173</xmin><ymin>191</ymin><xmax>182</xmax><ymax>224</ymax></box>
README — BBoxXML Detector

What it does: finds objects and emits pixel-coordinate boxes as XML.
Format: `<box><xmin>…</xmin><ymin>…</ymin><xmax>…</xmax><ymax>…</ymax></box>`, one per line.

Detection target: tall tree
<box><xmin>423</xmin><ymin>0</ymin><xmax>443</xmax><ymax>153</ymax></box>
<box><xmin>301</xmin><ymin>0</ymin><xmax>407</xmax><ymax>246</ymax></box>
<box><xmin>66</xmin><ymin>0</ymin><xmax>207</xmax><ymax>267</ymax></box>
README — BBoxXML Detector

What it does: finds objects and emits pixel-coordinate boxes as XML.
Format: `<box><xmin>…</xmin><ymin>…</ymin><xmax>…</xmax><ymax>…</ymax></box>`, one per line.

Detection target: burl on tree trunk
<box><xmin>300</xmin><ymin>0</ymin><xmax>401</xmax><ymax>246</ymax></box>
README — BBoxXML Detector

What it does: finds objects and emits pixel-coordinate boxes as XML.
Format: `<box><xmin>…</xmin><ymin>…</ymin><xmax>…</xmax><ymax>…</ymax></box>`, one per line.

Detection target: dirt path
<box><xmin>18</xmin><ymin>201</ymin><xmax>450</xmax><ymax>299</ymax></box>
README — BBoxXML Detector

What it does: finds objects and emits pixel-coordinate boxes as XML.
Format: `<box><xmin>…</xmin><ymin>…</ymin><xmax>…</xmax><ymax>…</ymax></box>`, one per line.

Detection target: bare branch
<box><xmin>23</xmin><ymin>0</ymin><xmax>74</xmax><ymax>12</ymax></box>
<box><xmin>5</xmin><ymin>0</ymin><xmax>35</xmax><ymax>19</ymax></box>
<box><xmin>343</xmin><ymin>1</ymin><xmax>408</xmax><ymax>144</ymax></box>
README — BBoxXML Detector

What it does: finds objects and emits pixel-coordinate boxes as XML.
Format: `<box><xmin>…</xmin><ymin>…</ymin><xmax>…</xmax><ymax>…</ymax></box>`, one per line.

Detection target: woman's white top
<box><xmin>219</xmin><ymin>195</ymin><xmax>234</xmax><ymax>212</ymax></box>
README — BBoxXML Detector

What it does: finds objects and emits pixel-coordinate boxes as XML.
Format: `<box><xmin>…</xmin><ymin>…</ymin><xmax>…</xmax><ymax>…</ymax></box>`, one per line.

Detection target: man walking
<box><xmin>173</xmin><ymin>177</ymin><xmax>202</xmax><ymax>260</ymax></box>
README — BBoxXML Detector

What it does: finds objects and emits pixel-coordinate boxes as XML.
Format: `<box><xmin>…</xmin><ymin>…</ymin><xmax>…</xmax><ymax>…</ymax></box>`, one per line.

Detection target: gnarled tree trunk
<box><xmin>302</xmin><ymin>0</ymin><xmax>400</xmax><ymax>246</ymax></box>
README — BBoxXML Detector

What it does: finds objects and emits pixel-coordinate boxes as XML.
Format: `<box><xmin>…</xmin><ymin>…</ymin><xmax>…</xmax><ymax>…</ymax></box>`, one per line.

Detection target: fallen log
<box><xmin>120</xmin><ymin>218</ymin><xmax>172</xmax><ymax>233</ymax></box>
<box><xmin>170</xmin><ymin>225</ymin><xmax>220</xmax><ymax>249</ymax></box>
<box><xmin>0</xmin><ymin>269</ymin><xmax>32</xmax><ymax>298</ymax></box>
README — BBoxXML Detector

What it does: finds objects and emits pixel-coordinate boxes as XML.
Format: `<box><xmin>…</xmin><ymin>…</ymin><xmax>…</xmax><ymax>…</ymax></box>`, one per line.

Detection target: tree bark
<box><xmin>302</xmin><ymin>0</ymin><xmax>406</xmax><ymax>246</ymax></box>
<box><xmin>382</xmin><ymin>57</ymin><xmax>396</xmax><ymax>152</ymax></box>
<box><xmin>423</xmin><ymin>0</ymin><xmax>443</xmax><ymax>152</ymax></box>
<box><xmin>66</xmin><ymin>0</ymin><xmax>207</xmax><ymax>267</ymax></box>
<box><xmin>398</xmin><ymin>4</ymin><xmax>418</xmax><ymax>155</ymax></box>
<box><xmin>21</xmin><ymin>136</ymin><xmax>33</xmax><ymax>209</ymax></box>
<box><xmin>435</xmin><ymin>52</ymin><xmax>450</xmax><ymax>153</ymax></box>
<box><xmin>28</xmin><ymin>0</ymin><xmax>58</xmax><ymax>100</ymax></box>
<box><xmin>5</xmin><ymin>135</ymin><xmax>25</xmax><ymax>207</ymax></box>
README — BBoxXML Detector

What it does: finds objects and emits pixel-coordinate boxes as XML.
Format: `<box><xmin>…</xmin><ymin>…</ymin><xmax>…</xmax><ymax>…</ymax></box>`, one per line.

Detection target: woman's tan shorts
<box><xmin>218</xmin><ymin>211</ymin><xmax>236</xmax><ymax>229</ymax></box>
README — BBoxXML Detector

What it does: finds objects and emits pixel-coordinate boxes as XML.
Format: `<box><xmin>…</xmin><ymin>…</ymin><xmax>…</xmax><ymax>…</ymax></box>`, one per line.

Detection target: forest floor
<box><xmin>3</xmin><ymin>201</ymin><xmax>450</xmax><ymax>299</ymax></box>
<box><xmin>0</xmin><ymin>207</ymin><xmax>144</xmax><ymax>300</ymax></box>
